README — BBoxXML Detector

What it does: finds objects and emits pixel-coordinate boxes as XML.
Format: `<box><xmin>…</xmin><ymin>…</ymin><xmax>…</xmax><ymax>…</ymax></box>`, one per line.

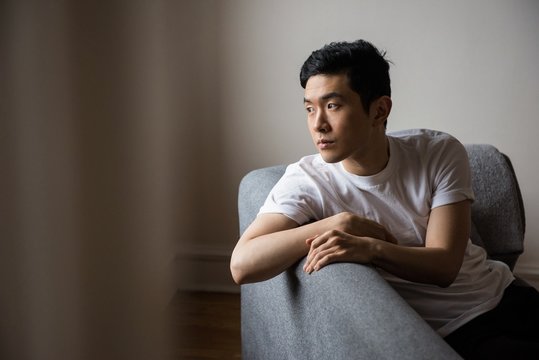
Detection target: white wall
<box><xmin>184</xmin><ymin>0</ymin><xmax>539</xmax><ymax>291</ymax></box>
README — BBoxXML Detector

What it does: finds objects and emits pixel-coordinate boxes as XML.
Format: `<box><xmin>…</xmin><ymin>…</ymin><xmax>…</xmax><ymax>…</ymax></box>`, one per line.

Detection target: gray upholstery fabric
<box><xmin>465</xmin><ymin>144</ymin><xmax>525</xmax><ymax>269</ymax></box>
<box><xmin>242</xmin><ymin>260</ymin><xmax>461</xmax><ymax>360</ymax></box>
<box><xmin>237</xmin><ymin>144</ymin><xmax>525</xmax><ymax>360</ymax></box>
<box><xmin>238</xmin><ymin>165</ymin><xmax>287</xmax><ymax>236</ymax></box>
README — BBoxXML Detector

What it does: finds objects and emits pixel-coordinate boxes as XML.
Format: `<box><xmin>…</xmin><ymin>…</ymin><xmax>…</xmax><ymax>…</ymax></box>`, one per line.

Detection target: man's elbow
<box><xmin>230</xmin><ymin>258</ymin><xmax>244</xmax><ymax>285</ymax></box>
<box><xmin>230</xmin><ymin>267</ymin><xmax>246</xmax><ymax>285</ymax></box>
<box><xmin>230</xmin><ymin>254</ymin><xmax>252</xmax><ymax>285</ymax></box>
<box><xmin>435</xmin><ymin>268</ymin><xmax>459</xmax><ymax>288</ymax></box>
<box><xmin>230</xmin><ymin>252</ymin><xmax>273</xmax><ymax>285</ymax></box>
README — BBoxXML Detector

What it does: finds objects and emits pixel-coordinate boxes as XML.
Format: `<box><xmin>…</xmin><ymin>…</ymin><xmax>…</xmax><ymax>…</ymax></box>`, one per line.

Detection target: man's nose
<box><xmin>314</xmin><ymin>112</ymin><xmax>330</xmax><ymax>133</ymax></box>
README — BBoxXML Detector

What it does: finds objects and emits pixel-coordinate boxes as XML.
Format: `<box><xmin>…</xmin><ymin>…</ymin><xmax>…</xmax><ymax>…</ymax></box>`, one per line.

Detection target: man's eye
<box><xmin>328</xmin><ymin>103</ymin><xmax>340</xmax><ymax>110</ymax></box>
<box><xmin>305</xmin><ymin>107</ymin><xmax>314</xmax><ymax>113</ymax></box>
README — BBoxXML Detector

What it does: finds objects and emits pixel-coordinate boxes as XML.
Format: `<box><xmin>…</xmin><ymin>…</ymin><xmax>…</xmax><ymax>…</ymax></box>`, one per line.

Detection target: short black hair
<box><xmin>300</xmin><ymin>39</ymin><xmax>391</xmax><ymax>113</ymax></box>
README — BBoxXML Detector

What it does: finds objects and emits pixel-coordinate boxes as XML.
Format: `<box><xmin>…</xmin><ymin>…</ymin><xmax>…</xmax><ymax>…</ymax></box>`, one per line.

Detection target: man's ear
<box><xmin>371</xmin><ymin>96</ymin><xmax>392</xmax><ymax>126</ymax></box>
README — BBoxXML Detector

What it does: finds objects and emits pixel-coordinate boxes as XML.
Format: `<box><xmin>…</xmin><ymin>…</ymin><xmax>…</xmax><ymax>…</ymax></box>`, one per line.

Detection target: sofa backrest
<box><xmin>465</xmin><ymin>144</ymin><xmax>525</xmax><ymax>269</ymax></box>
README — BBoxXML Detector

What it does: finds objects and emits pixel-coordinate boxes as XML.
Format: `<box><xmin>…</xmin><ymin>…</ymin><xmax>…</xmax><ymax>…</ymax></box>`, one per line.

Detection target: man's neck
<box><xmin>342</xmin><ymin>136</ymin><xmax>389</xmax><ymax>176</ymax></box>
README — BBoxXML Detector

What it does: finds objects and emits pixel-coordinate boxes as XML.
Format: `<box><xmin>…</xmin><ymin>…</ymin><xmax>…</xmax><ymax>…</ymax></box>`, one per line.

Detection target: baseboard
<box><xmin>174</xmin><ymin>246</ymin><xmax>539</xmax><ymax>294</ymax></box>
<box><xmin>175</xmin><ymin>244</ymin><xmax>240</xmax><ymax>293</ymax></box>
<box><xmin>514</xmin><ymin>264</ymin><xmax>539</xmax><ymax>290</ymax></box>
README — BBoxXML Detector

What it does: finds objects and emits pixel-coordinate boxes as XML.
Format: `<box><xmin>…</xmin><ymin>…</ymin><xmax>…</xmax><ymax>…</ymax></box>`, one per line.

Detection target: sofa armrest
<box><xmin>241</xmin><ymin>258</ymin><xmax>462</xmax><ymax>359</ymax></box>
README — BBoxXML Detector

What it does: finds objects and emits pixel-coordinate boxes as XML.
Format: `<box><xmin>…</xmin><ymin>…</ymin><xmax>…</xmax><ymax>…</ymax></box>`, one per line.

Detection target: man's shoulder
<box><xmin>388</xmin><ymin>128</ymin><xmax>456</xmax><ymax>142</ymax></box>
<box><xmin>388</xmin><ymin>128</ymin><xmax>461</xmax><ymax>152</ymax></box>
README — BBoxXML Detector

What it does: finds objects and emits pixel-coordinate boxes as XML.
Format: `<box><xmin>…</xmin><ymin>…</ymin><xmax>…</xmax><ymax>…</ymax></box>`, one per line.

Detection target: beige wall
<box><xmin>184</xmin><ymin>0</ymin><xmax>539</xmax><ymax>290</ymax></box>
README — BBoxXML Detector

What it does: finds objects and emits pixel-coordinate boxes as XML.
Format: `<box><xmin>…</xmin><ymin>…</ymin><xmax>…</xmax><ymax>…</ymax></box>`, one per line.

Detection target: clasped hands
<box><xmin>303</xmin><ymin>212</ymin><xmax>397</xmax><ymax>274</ymax></box>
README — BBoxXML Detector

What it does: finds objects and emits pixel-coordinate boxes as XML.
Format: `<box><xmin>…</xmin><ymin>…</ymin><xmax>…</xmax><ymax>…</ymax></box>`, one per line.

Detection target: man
<box><xmin>230</xmin><ymin>40</ymin><xmax>539</xmax><ymax>358</ymax></box>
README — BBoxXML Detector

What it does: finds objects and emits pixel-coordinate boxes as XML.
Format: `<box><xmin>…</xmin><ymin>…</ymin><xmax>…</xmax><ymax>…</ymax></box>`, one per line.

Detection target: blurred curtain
<box><xmin>0</xmin><ymin>1</ymin><xmax>194</xmax><ymax>359</ymax></box>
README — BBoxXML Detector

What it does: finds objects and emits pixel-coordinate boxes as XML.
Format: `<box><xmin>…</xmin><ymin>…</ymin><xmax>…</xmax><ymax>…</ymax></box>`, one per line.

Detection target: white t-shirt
<box><xmin>259</xmin><ymin>129</ymin><xmax>514</xmax><ymax>337</ymax></box>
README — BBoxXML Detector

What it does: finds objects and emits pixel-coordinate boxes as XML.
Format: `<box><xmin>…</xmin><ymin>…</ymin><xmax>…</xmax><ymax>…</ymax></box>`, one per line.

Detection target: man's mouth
<box><xmin>317</xmin><ymin>139</ymin><xmax>335</xmax><ymax>149</ymax></box>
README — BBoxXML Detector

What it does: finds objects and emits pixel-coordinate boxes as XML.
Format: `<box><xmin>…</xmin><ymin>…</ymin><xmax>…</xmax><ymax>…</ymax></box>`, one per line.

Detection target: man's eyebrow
<box><xmin>304</xmin><ymin>92</ymin><xmax>344</xmax><ymax>103</ymax></box>
<box><xmin>321</xmin><ymin>92</ymin><xmax>344</xmax><ymax>100</ymax></box>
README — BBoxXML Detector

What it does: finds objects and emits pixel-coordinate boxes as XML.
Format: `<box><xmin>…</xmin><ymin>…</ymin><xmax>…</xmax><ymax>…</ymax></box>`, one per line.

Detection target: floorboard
<box><xmin>172</xmin><ymin>291</ymin><xmax>241</xmax><ymax>359</ymax></box>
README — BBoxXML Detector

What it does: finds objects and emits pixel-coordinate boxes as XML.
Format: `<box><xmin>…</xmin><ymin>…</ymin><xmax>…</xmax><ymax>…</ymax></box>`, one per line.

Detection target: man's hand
<box><xmin>303</xmin><ymin>213</ymin><xmax>397</xmax><ymax>274</ymax></box>
<box><xmin>331</xmin><ymin>212</ymin><xmax>397</xmax><ymax>244</ymax></box>
<box><xmin>303</xmin><ymin>231</ymin><xmax>375</xmax><ymax>273</ymax></box>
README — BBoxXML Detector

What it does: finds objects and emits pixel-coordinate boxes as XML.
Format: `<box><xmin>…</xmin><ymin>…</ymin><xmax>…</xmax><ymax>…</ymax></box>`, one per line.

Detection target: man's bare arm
<box><xmin>230</xmin><ymin>214</ymin><xmax>305</xmax><ymax>285</ymax></box>
<box><xmin>371</xmin><ymin>200</ymin><xmax>471</xmax><ymax>287</ymax></box>
<box><xmin>304</xmin><ymin>200</ymin><xmax>471</xmax><ymax>287</ymax></box>
<box><xmin>230</xmin><ymin>212</ymin><xmax>395</xmax><ymax>284</ymax></box>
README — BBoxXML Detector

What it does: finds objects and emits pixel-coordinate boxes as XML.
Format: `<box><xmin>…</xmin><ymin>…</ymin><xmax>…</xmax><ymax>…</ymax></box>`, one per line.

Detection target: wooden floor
<box><xmin>172</xmin><ymin>291</ymin><xmax>241</xmax><ymax>359</ymax></box>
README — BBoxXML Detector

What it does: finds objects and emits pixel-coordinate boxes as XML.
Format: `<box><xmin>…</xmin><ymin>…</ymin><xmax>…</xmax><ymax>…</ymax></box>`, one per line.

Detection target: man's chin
<box><xmin>319</xmin><ymin>153</ymin><xmax>343</xmax><ymax>164</ymax></box>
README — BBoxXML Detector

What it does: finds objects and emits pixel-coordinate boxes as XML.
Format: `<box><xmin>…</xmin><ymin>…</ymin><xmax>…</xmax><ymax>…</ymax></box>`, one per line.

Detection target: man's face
<box><xmin>303</xmin><ymin>73</ymin><xmax>386</xmax><ymax>173</ymax></box>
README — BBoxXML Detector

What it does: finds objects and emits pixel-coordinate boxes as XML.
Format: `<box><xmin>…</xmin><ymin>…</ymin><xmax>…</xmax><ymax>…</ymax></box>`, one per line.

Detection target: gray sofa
<box><xmin>237</xmin><ymin>144</ymin><xmax>525</xmax><ymax>360</ymax></box>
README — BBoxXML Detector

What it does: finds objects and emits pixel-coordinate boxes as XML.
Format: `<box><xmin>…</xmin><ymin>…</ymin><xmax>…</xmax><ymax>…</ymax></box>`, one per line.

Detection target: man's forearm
<box><xmin>371</xmin><ymin>242</ymin><xmax>463</xmax><ymax>287</ymax></box>
<box><xmin>372</xmin><ymin>201</ymin><xmax>470</xmax><ymax>287</ymax></box>
<box><xmin>231</xmin><ymin>215</ymin><xmax>341</xmax><ymax>284</ymax></box>
<box><xmin>231</xmin><ymin>212</ymin><xmax>395</xmax><ymax>284</ymax></box>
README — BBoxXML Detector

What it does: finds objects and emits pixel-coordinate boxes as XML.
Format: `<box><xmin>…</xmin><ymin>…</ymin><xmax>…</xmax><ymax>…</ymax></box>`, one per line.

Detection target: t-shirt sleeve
<box><xmin>430</xmin><ymin>137</ymin><xmax>475</xmax><ymax>209</ymax></box>
<box><xmin>258</xmin><ymin>162</ymin><xmax>319</xmax><ymax>225</ymax></box>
